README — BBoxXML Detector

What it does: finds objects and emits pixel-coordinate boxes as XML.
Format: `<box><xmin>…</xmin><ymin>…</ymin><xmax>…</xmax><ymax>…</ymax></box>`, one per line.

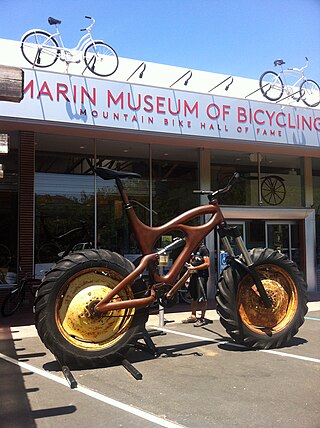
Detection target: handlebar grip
<box><xmin>228</xmin><ymin>172</ymin><xmax>240</xmax><ymax>186</ymax></box>
<box><xmin>85</xmin><ymin>16</ymin><xmax>92</xmax><ymax>19</ymax></box>
<box><xmin>80</xmin><ymin>28</ymin><xmax>86</xmax><ymax>31</ymax></box>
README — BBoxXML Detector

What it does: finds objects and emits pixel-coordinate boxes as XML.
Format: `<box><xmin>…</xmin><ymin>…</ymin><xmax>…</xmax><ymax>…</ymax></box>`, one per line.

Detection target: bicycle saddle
<box><xmin>48</xmin><ymin>17</ymin><xmax>61</xmax><ymax>25</ymax></box>
<box><xmin>274</xmin><ymin>59</ymin><xmax>285</xmax><ymax>66</ymax></box>
<box><xmin>96</xmin><ymin>167</ymin><xmax>142</xmax><ymax>181</ymax></box>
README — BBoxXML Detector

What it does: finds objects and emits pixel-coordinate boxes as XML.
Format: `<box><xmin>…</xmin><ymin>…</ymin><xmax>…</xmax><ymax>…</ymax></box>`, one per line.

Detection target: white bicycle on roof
<box><xmin>20</xmin><ymin>16</ymin><xmax>119</xmax><ymax>77</ymax></box>
<box><xmin>259</xmin><ymin>57</ymin><xmax>320</xmax><ymax>107</ymax></box>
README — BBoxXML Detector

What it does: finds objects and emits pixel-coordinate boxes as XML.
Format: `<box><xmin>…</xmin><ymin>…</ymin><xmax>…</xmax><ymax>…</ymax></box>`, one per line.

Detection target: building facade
<box><xmin>0</xmin><ymin>38</ymin><xmax>320</xmax><ymax>296</ymax></box>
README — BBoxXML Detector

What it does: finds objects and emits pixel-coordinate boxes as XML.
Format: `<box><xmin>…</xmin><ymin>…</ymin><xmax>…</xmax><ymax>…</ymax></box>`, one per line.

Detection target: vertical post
<box><xmin>258</xmin><ymin>152</ymin><xmax>262</xmax><ymax>205</ymax></box>
<box><xmin>199</xmin><ymin>148</ymin><xmax>215</xmax><ymax>297</ymax></box>
<box><xmin>94</xmin><ymin>139</ymin><xmax>97</xmax><ymax>248</ymax></box>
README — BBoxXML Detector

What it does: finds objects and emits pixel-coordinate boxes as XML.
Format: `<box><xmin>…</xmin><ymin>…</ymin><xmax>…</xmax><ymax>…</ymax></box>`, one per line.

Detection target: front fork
<box><xmin>219</xmin><ymin>225</ymin><xmax>272</xmax><ymax>308</ymax></box>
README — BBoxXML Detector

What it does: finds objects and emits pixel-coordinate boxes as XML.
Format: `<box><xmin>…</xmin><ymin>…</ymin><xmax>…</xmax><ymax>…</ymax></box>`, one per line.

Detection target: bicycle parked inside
<box><xmin>259</xmin><ymin>57</ymin><xmax>320</xmax><ymax>107</ymax></box>
<box><xmin>33</xmin><ymin>168</ymin><xmax>308</xmax><ymax>369</ymax></box>
<box><xmin>20</xmin><ymin>16</ymin><xmax>119</xmax><ymax>77</ymax></box>
<box><xmin>1</xmin><ymin>271</ymin><xmax>41</xmax><ymax>317</ymax></box>
<box><xmin>37</xmin><ymin>217</ymin><xmax>93</xmax><ymax>263</ymax></box>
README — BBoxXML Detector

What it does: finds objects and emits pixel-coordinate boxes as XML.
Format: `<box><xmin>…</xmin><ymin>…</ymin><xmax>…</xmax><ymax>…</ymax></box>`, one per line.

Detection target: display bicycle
<box><xmin>259</xmin><ymin>57</ymin><xmax>320</xmax><ymax>107</ymax></box>
<box><xmin>34</xmin><ymin>168</ymin><xmax>308</xmax><ymax>369</ymax></box>
<box><xmin>20</xmin><ymin>16</ymin><xmax>119</xmax><ymax>77</ymax></box>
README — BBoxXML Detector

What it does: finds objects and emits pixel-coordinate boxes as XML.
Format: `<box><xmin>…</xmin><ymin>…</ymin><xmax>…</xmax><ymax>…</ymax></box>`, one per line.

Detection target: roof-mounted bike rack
<box><xmin>208</xmin><ymin>75</ymin><xmax>233</xmax><ymax>93</ymax></box>
<box><xmin>245</xmin><ymin>82</ymin><xmax>271</xmax><ymax>99</ymax></box>
<box><xmin>170</xmin><ymin>70</ymin><xmax>192</xmax><ymax>87</ymax></box>
<box><xmin>126</xmin><ymin>62</ymin><xmax>146</xmax><ymax>81</ymax></box>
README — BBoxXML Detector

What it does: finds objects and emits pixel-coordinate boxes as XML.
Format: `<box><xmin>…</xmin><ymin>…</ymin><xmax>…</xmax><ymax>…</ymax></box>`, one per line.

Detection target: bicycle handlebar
<box><xmin>286</xmin><ymin>57</ymin><xmax>309</xmax><ymax>73</ymax></box>
<box><xmin>80</xmin><ymin>16</ymin><xmax>95</xmax><ymax>31</ymax></box>
<box><xmin>193</xmin><ymin>172</ymin><xmax>240</xmax><ymax>200</ymax></box>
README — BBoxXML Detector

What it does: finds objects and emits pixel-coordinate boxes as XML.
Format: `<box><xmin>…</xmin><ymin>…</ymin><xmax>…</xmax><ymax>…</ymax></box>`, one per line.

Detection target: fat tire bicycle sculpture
<box><xmin>20</xmin><ymin>16</ymin><xmax>119</xmax><ymax>77</ymax></box>
<box><xmin>259</xmin><ymin>57</ymin><xmax>320</xmax><ymax>107</ymax></box>
<box><xmin>34</xmin><ymin>169</ymin><xmax>307</xmax><ymax>369</ymax></box>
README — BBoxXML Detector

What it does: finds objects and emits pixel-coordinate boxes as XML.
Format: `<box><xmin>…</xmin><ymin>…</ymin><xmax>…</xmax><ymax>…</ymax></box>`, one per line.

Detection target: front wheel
<box><xmin>300</xmin><ymin>79</ymin><xmax>320</xmax><ymax>107</ymax></box>
<box><xmin>259</xmin><ymin>71</ymin><xmax>284</xmax><ymax>101</ymax></box>
<box><xmin>84</xmin><ymin>41</ymin><xmax>119</xmax><ymax>77</ymax></box>
<box><xmin>34</xmin><ymin>249</ymin><xmax>148</xmax><ymax>369</ymax></box>
<box><xmin>21</xmin><ymin>30</ymin><xmax>59</xmax><ymax>67</ymax></box>
<box><xmin>215</xmin><ymin>248</ymin><xmax>307</xmax><ymax>349</ymax></box>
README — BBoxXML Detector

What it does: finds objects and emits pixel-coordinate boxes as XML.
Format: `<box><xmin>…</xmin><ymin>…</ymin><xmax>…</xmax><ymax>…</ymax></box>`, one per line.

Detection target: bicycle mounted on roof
<box><xmin>259</xmin><ymin>57</ymin><xmax>320</xmax><ymax>107</ymax></box>
<box><xmin>20</xmin><ymin>16</ymin><xmax>119</xmax><ymax>77</ymax></box>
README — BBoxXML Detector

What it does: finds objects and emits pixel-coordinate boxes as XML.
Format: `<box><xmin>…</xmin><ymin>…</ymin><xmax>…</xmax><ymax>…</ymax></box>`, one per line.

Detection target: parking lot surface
<box><xmin>1</xmin><ymin>301</ymin><xmax>320</xmax><ymax>428</ymax></box>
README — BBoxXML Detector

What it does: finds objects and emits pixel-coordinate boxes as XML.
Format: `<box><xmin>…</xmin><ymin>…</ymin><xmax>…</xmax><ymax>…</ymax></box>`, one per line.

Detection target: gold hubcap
<box><xmin>238</xmin><ymin>264</ymin><xmax>298</xmax><ymax>333</ymax></box>
<box><xmin>55</xmin><ymin>268</ymin><xmax>135</xmax><ymax>350</ymax></box>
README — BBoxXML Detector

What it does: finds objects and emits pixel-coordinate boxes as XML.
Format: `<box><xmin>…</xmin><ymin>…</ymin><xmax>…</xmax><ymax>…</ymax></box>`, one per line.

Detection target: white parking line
<box><xmin>0</xmin><ymin>352</ymin><xmax>185</xmax><ymax>428</ymax></box>
<box><xmin>154</xmin><ymin>327</ymin><xmax>320</xmax><ymax>364</ymax></box>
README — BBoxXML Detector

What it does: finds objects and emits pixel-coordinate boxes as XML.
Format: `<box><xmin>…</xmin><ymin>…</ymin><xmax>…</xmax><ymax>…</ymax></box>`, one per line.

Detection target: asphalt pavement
<box><xmin>1</xmin><ymin>298</ymin><xmax>320</xmax><ymax>428</ymax></box>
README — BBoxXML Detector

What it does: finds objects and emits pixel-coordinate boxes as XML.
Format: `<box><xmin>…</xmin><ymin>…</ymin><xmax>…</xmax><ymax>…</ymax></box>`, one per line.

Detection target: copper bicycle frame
<box><xmin>94</xmin><ymin>175</ymin><xmax>225</xmax><ymax>314</ymax></box>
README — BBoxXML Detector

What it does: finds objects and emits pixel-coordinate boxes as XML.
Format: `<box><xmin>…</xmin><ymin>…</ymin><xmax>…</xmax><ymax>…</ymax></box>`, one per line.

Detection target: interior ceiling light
<box><xmin>0</xmin><ymin>164</ymin><xmax>3</xmax><ymax>179</ymax></box>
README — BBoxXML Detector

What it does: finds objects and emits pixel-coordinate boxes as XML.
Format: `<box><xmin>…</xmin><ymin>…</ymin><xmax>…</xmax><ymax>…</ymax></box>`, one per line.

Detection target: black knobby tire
<box><xmin>215</xmin><ymin>248</ymin><xmax>307</xmax><ymax>349</ymax></box>
<box><xmin>21</xmin><ymin>30</ymin><xmax>59</xmax><ymax>68</ymax></box>
<box><xmin>1</xmin><ymin>287</ymin><xmax>25</xmax><ymax>317</ymax></box>
<box><xmin>259</xmin><ymin>71</ymin><xmax>284</xmax><ymax>101</ymax></box>
<box><xmin>34</xmin><ymin>249</ymin><xmax>148</xmax><ymax>369</ymax></box>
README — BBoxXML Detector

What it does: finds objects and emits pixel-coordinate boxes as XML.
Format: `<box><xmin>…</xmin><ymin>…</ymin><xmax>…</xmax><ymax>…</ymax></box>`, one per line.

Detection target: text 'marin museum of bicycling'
<box><xmin>0</xmin><ymin>35</ymin><xmax>320</xmax><ymax>297</ymax></box>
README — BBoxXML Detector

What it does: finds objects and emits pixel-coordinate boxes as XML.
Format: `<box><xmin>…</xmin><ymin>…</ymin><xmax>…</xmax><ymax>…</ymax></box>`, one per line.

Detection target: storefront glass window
<box><xmin>0</xmin><ymin>135</ymin><xmax>18</xmax><ymax>282</ymax></box>
<box><xmin>211</xmin><ymin>152</ymin><xmax>302</xmax><ymax>207</ymax></box>
<box><xmin>312</xmin><ymin>160</ymin><xmax>320</xmax><ymax>285</ymax></box>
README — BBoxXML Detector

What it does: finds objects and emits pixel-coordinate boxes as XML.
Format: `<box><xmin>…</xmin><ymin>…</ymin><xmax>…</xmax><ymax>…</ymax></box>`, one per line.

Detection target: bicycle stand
<box><xmin>119</xmin><ymin>328</ymin><xmax>167</xmax><ymax>380</ymax></box>
<box><xmin>55</xmin><ymin>357</ymin><xmax>77</xmax><ymax>389</ymax></box>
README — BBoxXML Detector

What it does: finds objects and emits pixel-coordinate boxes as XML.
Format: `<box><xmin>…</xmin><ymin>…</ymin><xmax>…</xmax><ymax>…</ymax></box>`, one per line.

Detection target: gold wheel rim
<box><xmin>55</xmin><ymin>267</ymin><xmax>135</xmax><ymax>350</ymax></box>
<box><xmin>237</xmin><ymin>264</ymin><xmax>298</xmax><ymax>334</ymax></box>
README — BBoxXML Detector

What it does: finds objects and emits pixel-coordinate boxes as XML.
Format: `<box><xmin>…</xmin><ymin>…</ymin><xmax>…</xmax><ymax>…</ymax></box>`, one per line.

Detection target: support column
<box><xmin>302</xmin><ymin>157</ymin><xmax>313</xmax><ymax>207</ymax></box>
<box><xmin>199</xmin><ymin>148</ymin><xmax>215</xmax><ymax>298</ymax></box>
<box><xmin>18</xmin><ymin>131</ymin><xmax>35</xmax><ymax>276</ymax></box>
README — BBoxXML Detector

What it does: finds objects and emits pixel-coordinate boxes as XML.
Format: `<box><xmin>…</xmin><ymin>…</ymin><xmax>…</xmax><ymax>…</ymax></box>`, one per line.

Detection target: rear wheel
<box><xmin>34</xmin><ymin>249</ymin><xmax>148</xmax><ymax>368</ymax></box>
<box><xmin>216</xmin><ymin>248</ymin><xmax>307</xmax><ymax>349</ymax></box>
<box><xmin>21</xmin><ymin>30</ymin><xmax>59</xmax><ymax>67</ymax></box>
<box><xmin>259</xmin><ymin>71</ymin><xmax>284</xmax><ymax>101</ymax></box>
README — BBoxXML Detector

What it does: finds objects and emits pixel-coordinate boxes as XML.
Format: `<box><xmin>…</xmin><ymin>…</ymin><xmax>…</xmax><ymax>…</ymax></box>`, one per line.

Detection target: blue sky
<box><xmin>1</xmin><ymin>0</ymin><xmax>320</xmax><ymax>82</ymax></box>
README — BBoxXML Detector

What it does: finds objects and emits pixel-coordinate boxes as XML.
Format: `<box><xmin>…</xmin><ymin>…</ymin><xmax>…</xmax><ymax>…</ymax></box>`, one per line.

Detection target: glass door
<box><xmin>266</xmin><ymin>221</ymin><xmax>300</xmax><ymax>267</ymax></box>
